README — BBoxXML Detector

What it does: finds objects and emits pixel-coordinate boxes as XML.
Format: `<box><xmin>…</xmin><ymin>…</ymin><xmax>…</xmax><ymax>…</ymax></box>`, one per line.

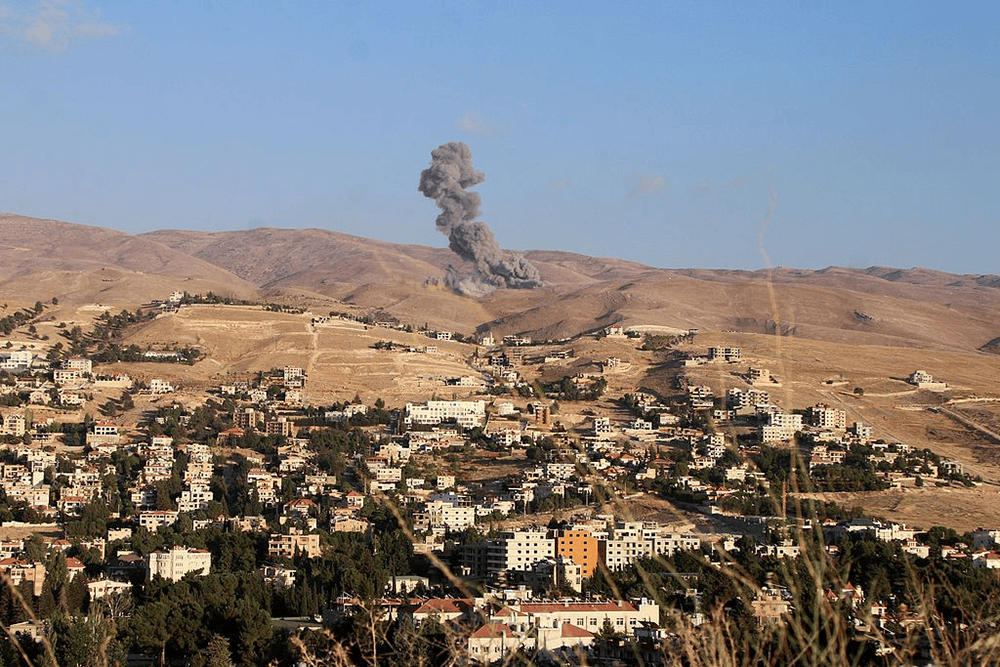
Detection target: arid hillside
<box><xmin>143</xmin><ymin>225</ymin><xmax>1000</xmax><ymax>352</ymax></box>
<box><xmin>0</xmin><ymin>215</ymin><xmax>260</xmax><ymax>311</ymax></box>
<box><xmin>2</xmin><ymin>215</ymin><xmax>998</xmax><ymax>352</ymax></box>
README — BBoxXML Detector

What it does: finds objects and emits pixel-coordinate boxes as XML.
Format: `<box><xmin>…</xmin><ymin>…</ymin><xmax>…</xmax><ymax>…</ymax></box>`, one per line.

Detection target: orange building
<box><xmin>554</xmin><ymin>529</ymin><xmax>599</xmax><ymax>578</ymax></box>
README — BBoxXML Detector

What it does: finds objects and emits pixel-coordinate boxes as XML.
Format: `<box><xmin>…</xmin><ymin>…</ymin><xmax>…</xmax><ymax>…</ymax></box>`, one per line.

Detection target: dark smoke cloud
<box><xmin>419</xmin><ymin>142</ymin><xmax>541</xmax><ymax>294</ymax></box>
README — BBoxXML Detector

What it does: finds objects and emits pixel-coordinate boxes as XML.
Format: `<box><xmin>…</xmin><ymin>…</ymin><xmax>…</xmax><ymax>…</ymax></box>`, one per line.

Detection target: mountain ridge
<box><xmin>2</xmin><ymin>214</ymin><xmax>997</xmax><ymax>352</ymax></box>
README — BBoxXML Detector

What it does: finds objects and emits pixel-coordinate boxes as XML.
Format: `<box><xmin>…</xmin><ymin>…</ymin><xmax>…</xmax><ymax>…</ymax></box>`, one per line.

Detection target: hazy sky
<box><xmin>1</xmin><ymin>1</ymin><xmax>996</xmax><ymax>273</ymax></box>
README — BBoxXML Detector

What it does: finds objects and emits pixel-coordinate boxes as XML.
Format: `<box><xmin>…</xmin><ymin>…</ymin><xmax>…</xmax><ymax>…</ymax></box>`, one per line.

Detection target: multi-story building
<box><xmin>707</xmin><ymin>346</ymin><xmax>741</xmax><ymax>362</ymax></box>
<box><xmin>177</xmin><ymin>484</ymin><xmax>214</xmax><ymax>513</ymax></box>
<box><xmin>53</xmin><ymin>369</ymin><xmax>82</xmax><ymax>386</ymax></box>
<box><xmin>65</xmin><ymin>358</ymin><xmax>93</xmax><ymax>374</ymax></box>
<box><xmin>420</xmin><ymin>500</ymin><xmax>475</xmax><ymax>531</ymax></box>
<box><xmin>760</xmin><ymin>412</ymin><xmax>803</xmax><ymax>443</ymax></box>
<box><xmin>0</xmin><ymin>560</ymin><xmax>46</xmax><ymax>595</ymax></box>
<box><xmin>404</xmin><ymin>401</ymin><xmax>486</xmax><ymax>429</ymax></box>
<box><xmin>0</xmin><ymin>414</ymin><xmax>26</xmax><ymax>437</ymax></box>
<box><xmin>487</xmin><ymin>529</ymin><xmax>554</xmax><ymax>576</ymax></box>
<box><xmin>265</xmin><ymin>417</ymin><xmax>294</xmax><ymax>437</ymax></box>
<box><xmin>554</xmin><ymin>529</ymin><xmax>600</xmax><ymax>578</ymax></box>
<box><xmin>87</xmin><ymin>421</ymin><xmax>121</xmax><ymax>447</ymax></box>
<box><xmin>233</xmin><ymin>408</ymin><xmax>260</xmax><ymax>431</ymax></box>
<box><xmin>149</xmin><ymin>378</ymin><xmax>174</xmax><ymax>394</ymax></box>
<box><xmin>130</xmin><ymin>486</ymin><xmax>157</xmax><ymax>511</ymax></box>
<box><xmin>602</xmin><ymin>522</ymin><xmax>650</xmax><ymax>571</ymax></box>
<box><xmin>139</xmin><ymin>510</ymin><xmax>179</xmax><ymax>532</ymax></box>
<box><xmin>808</xmin><ymin>404</ymin><xmax>847</xmax><ymax>430</ymax></box>
<box><xmin>515</xmin><ymin>598</ymin><xmax>659</xmax><ymax>634</ymax></box>
<box><xmin>147</xmin><ymin>546</ymin><xmax>211</xmax><ymax>581</ymax></box>
<box><xmin>2</xmin><ymin>351</ymin><xmax>33</xmax><ymax>370</ymax></box>
<box><xmin>268</xmin><ymin>531</ymin><xmax>322</xmax><ymax>559</ymax></box>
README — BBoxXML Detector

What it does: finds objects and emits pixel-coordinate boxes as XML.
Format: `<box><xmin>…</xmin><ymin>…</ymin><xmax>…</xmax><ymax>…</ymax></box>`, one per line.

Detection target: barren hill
<box><xmin>2</xmin><ymin>215</ymin><xmax>998</xmax><ymax>352</ymax></box>
<box><xmin>0</xmin><ymin>215</ymin><xmax>259</xmax><ymax>309</ymax></box>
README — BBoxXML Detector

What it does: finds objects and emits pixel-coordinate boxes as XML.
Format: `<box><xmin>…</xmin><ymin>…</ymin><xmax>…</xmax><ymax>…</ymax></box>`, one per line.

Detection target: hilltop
<box><xmin>1</xmin><ymin>214</ymin><xmax>998</xmax><ymax>354</ymax></box>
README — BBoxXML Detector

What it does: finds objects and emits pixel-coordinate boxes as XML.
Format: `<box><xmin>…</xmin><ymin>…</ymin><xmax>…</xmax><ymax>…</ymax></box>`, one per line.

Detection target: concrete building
<box><xmin>760</xmin><ymin>412</ymin><xmax>803</xmax><ymax>443</ymax></box>
<box><xmin>177</xmin><ymin>485</ymin><xmax>213</xmax><ymax>513</ymax></box>
<box><xmin>147</xmin><ymin>546</ymin><xmax>211</xmax><ymax>581</ymax></box>
<box><xmin>0</xmin><ymin>414</ymin><xmax>26</xmax><ymax>437</ymax></box>
<box><xmin>808</xmin><ymin>404</ymin><xmax>847</xmax><ymax>430</ymax></box>
<box><xmin>707</xmin><ymin>346</ymin><xmax>741</xmax><ymax>362</ymax></box>
<box><xmin>149</xmin><ymin>378</ymin><xmax>174</xmax><ymax>394</ymax></box>
<box><xmin>268</xmin><ymin>531</ymin><xmax>322</xmax><ymax>559</ymax></box>
<box><xmin>405</xmin><ymin>400</ymin><xmax>486</xmax><ymax>429</ymax></box>
<box><xmin>234</xmin><ymin>408</ymin><xmax>260</xmax><ymax>431</ymax></box>
<box><xmin>488</xmin><ymin>529</ymin><xmax>555</xmax><ymax>576</ymax></box>
<box><xmin>65</xmin><ymin>358</ymin><xmax>93</xmax><ymax>374</ymax></box>
<box><xmin>139</xmin><ymin>510</ymin><xmax>179</xmax><ymax>531</ymax></box>
<box><xmin>554</xmin><ymin>529</ymin><xmax>600</xmax><ymax>579</ymax></box>
<box><xmin>265</xmin><ymin>417</ymin><xmax>294</xmax><ymax>438</ymax></box>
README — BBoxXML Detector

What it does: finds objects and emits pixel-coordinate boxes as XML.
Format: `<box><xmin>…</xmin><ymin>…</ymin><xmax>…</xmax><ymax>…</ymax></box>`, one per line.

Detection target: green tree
<box><xmin>204</xmin><ymin>633</ymin><xmax>235</xmax><ymax>667</ymax></box>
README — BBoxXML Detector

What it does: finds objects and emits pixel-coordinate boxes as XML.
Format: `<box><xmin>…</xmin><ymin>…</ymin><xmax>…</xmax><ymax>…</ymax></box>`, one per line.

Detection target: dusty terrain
<box><xmin>798</xmin><ymin>486</ymin><xmax>1000</xmax><ymax>534</ymax></box>
<box><xmin>1</xmin><ymin>213</ymin><xmax>998</xmax><ymax>530</ymax></box>
<box><xmin>3</xmin><ymin>215</ymin><xmax>998</xmax><ymax>352</ymax></box>
<box><xmin>116</xmin><ymin>305</ymin><xmax>481</xmax><ymax>405</ymax></box>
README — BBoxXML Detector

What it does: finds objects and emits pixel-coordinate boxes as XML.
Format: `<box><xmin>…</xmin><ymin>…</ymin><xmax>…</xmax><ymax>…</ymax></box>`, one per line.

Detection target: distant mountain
<box><xmin>0</xmin><ymin>215</ymin><xmax>253</xmax><ymax>287</ymax></box>
<box><xmin>3</xmin><ymin>214</ymin><xmax>999</xmax><ymax>352</ymax></box>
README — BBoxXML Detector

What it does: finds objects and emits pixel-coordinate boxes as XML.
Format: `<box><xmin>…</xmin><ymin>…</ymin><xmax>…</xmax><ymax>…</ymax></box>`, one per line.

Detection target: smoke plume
<box><xmin>418</xmin><ymin>142</ymin><xmax>541</xmax><ymax>294</ymax></box>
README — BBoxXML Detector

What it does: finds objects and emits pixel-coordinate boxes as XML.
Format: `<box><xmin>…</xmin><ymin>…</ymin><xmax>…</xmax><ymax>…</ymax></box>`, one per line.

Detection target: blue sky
<box><xmin>1</xmin><ymin>1</ymin><xmax>997</xmax><ymax>273</ymax></box>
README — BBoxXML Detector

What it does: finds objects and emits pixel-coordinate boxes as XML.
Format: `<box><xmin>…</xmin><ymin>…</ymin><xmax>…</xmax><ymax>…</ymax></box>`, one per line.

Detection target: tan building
<box><xmin>0</xmin><ymin>413</ymin><xmax>26</xmax><ymax>437</ymax></box>
<box><xmin>268</xmin><ymin>531</ymin><xmax>322</xmax><ymax>559</ymax></box>
<box><xmin>233</xmin><ymin>408</ymin><xmax>260</xmax><ymax>431</ymax></box>
<box><xmin>265</xmin><ymin>417</ymin><xmax>294</xmax><ymax>438</ymax></box>
<box><xmin>0</xmin><ymin>560</ymin><xmax>46</xmax><ymax>596</ymax></box>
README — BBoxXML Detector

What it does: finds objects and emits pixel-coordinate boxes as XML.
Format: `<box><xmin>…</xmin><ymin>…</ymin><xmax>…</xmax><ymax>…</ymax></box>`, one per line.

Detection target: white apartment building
<box><xmin>147</xmin><ymin>546</ymin><xmax>211</xmax><ymax>581</ymax></box>
<box><xmin>65</xmin><ymin>358</ymin><xmax>93</xmax><ymax>374</ymax></box>
<box><xmin>149</xmin><ymin>379</ymin><xmax>174</xmax><ymax>394</ymax></box>
<box><xmin>487</xmin><ymin>529</ymin><xmax>554</xmax><ymax>574</ymax></box>
<box><xmin>603</xmin><ymin>522</ymin><xmax>650</xmax><ymax>571</ymax></box>
<box><xmin>139</xmin><ymin>511</ymin><xmax>179</xmax><ymax>531</ymax></box>
<box><xmin>760</xmin><ymin>412</ymin><xmax>804</xmax><ymax>443</ymax></box>
<box><xmin>2</xmin><ymin>351</ymin><xmax>33</xmax><ymax>370</ymax></box>
<box><xmin>545</xmin><ymin>462</ymin><xmax>576</xmax><ymax>480</ymax></box>
<box><xmin>849</xmin><ymin>422</ymin><xmax>873</xmax><ymax>440</ymax></box>
<box><xmin>88</xmin><ymin>421</ymin><xmax>121</xmax><ymax>447</ymax></box>
<box><xmin>177</xmin><ymin>484</ymin><xmax>214</xmax><ymax>513</ymax></box>
<box><xmin>515</xmin><ymin>598</ymin><xmax>659</xmax><ymax>634</ymax></box>
<box><xmin>130</xmin><ymin>487</ymin><xmax>157</xmax><ymax>510</ymax></box>
<box><xmin>375</xmin><ymin>467</ymin><xmax>402</xmax><ymax>484</ymax></box>
<box><xmin>405</xmin><ymin>400</ymin><xmax>486</xmax><ymax>429</ymax></box>
<box><xmin>422</xmin><ymin>500</ymin><xmax>475</xmax><ymax>530</ymax></box>
<box><xmin>603</xmin><ymin>522</ymin><xmax>701</xmax><ymax>571</ymax></box>
<box><xmin>53</xmin><ymin>369</ymin><xmax>82</xmax><ymax>386</ymax></box>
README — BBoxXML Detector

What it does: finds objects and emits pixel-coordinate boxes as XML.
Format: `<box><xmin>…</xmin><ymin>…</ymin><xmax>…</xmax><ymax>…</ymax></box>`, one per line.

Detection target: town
<box><xmin>0</xmin><ymin>293</ymin><xmax>996</xmax><ymax>665</ymax></box>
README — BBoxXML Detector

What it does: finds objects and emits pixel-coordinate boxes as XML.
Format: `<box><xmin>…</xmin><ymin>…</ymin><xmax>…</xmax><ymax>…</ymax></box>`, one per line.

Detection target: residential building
<box><xmin>268</xmin><ymin>531</ymin><xmax>322</xmax><ymax>559</ymax></box>
<box><xmin>487</xmin><ymin>529</ymin><xmax>554</xmax><ymax>576</ymax></box>
<box><xmin>554</xmin><ymin>529</ymin><xmax>600</xmax><ymax>578</ymax></box>
<box><xmin>405</xmin><ymin>400</ymin><xmax>486</xmax><ymax>429</ymax></box>
<box><xmin>146</xmin><ymin>546</ymin><xmax>211</xmax><ymax>581</ymax></box>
